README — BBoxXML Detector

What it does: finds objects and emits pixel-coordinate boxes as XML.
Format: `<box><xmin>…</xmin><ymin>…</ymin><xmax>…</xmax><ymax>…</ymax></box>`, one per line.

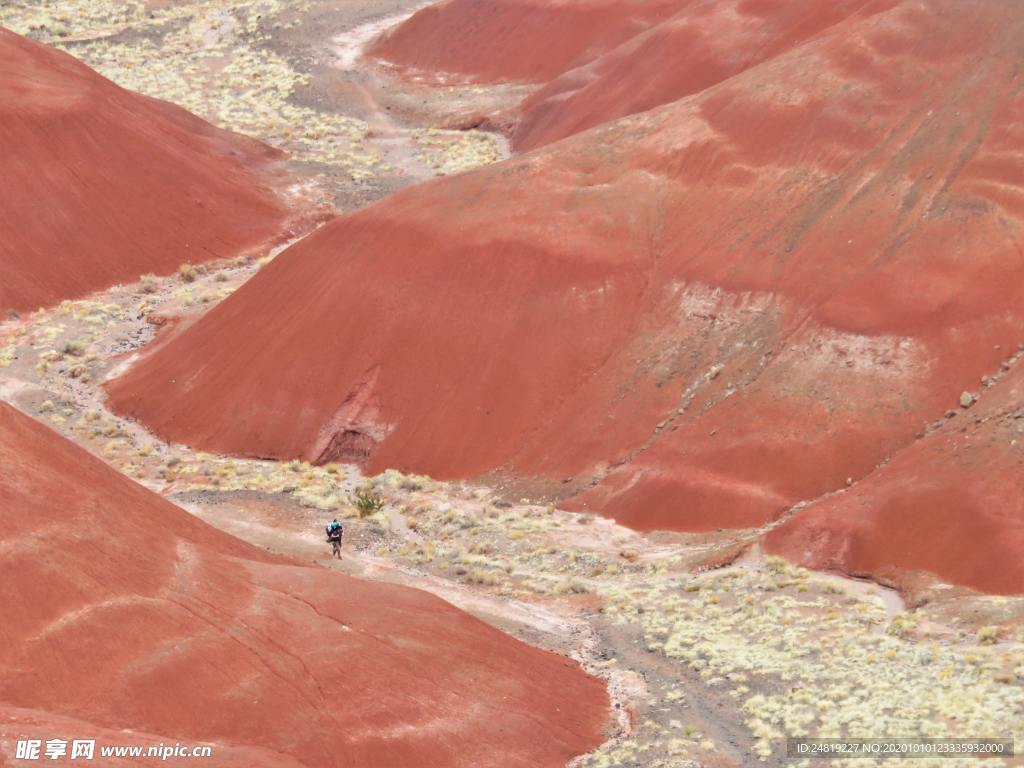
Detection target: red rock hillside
<box><xmin>0</xmin><ymin>403</ymin><xmax>608</xmax><ymax>767</ymax></box>
<box><xmin>766</xmin><ymin>359</ymin><xmax>1024</xmax><ymax>596</ymax></box>
<box><xmin>512</xmin><ymin>0</ymin><xmax>904</xmax><ymax>150</ymax></box>
<box><xmin>107</xmin><ymin>0</ymin><xmax>1024</xmax><ymax>592</ymax></box>
<box><xmin>0</xmin><ymin>28</ymin><xmax>291</xmax><ymax>315</ymax></box>
<box><xmin>367</xmin><ymin>0</ymin><xmax>687</xmax><ymax>83</ymax></box>
<box><xmin>369</xmin><ymin>0</ymin><xmax>908</xmax><ymax>151</ymax></box>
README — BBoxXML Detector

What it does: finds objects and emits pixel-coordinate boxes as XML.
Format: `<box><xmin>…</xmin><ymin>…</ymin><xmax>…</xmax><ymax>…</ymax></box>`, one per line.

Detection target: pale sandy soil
<box><xmin>2</xmin><ymin>2</ymin><xmax>1024</xmax><ymax>767</ymax></box>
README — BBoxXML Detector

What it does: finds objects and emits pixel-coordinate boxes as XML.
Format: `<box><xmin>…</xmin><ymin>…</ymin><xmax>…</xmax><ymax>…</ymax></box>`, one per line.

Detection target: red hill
<box><xmin>368</xmin><ymin>0</ymin><xmax>908</xmax><ymax>151</ymax></box>
<box><xmin>0</xmin><ymin>403</ymin><xmax>608</xmax><ymax>766</ymax></box>
<box><xmin>512</xmin><ymin>0</ymin><xmax>902</xmax><ymax>150</ymax></box>
<box><xmin>0</xmin><ymin>28</ymin><xmax>291</xmax><ymax>314</ymax></box>
<box><xmin>366</xmin><ymin>0</ymin><xmax>687</xmax><ymax>83</ymax></box>
<box><xmin>107</xmin><ymin>0</ymin><xmax>1024</xmax><ymax>592</ymax></box>
<box><xmin>765</xmin><ymin>363</ymin><xmax>1024</xmax><ymax>596</ymax></box>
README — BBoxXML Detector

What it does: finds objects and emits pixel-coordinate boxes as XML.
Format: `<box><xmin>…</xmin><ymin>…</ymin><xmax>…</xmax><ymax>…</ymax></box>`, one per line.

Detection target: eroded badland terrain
<box><xmin>2</xmin><ymin>1</ymin><xmax>1024</xmax><ymax>766</ymax></box>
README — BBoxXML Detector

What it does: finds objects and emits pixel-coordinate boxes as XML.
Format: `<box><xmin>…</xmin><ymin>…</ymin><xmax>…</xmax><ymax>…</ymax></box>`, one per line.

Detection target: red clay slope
<box><xmin>0</xmin><ymin>28</ymin><xmax>291</xmax><ymax>315</ymax></box>
<box><xmin>368</xmin><ymin>0</ymin><xmax>904</xmax><ymax>150</ymax></box>
<box><xmin>367</xmin><ymin>0</ymin><xmax>689</xmax><ymax>83</ymax></box>
<box><xmin>107</xmin><ymin>1</ymin><xmax>1024</xmax><ymax>588</ymax></box>
<box><xmin>0</xmin><ymin>402</ymin><xmax>608</xmax><ymax>767</ymax></box>
<box><xmin>512</xmin><ymin>0</ymin><xmax>903</xmax><ymax>150</ymax></box>
<box><xmin>766</xmin><ymin>361</ymin><xmax>1024</xmax><ymax>596</ymax></box>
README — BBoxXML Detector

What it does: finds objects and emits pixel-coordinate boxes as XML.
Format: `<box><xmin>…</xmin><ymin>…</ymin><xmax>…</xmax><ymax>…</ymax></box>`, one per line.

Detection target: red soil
<box><xmin>0</xmin><ymin>403</ymin><xmax>608</xmax><ymax>767</ymax></box>
<box><xmin>367</xmin><ymin>0</ymin><xmax>687</xmax><ymax>83</ymax></box>
<box><xmin>765</xmin><ymin>363</ymin><xmax>1024</xmax><ymax>595</ymax></box>
<box><xmin>512</xmin><ymin>0</ymin><xmax>903</xmax><ymax>150</ymax></box>
<box><xmin>369</xmin><ymin>0</ymin><xmax>906</xmax><ymax>151</ymax></box>
<box><xmin>107</xmin><ymin>1</ymin><xmax>1024</xmax><ymax>591</ymax></box>
<box><xmin>0</xmin><ymin>28</ymin><xmax>291</xmax><ymax>315</ymax></box>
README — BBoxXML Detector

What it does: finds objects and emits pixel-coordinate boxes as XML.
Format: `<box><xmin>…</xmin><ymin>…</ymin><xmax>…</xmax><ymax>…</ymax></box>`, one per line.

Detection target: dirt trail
<box><xmin>331</xmin><ymin>5</ymin><xmax>432</xmax><ymax>72</ymax></box>
<box><xmin>175</xmin><ymin>489</ymin><xmax>593</xmax><ymax>660</ymax></box>
<box><xmin>171</xmin><ymin>488</ymin><xmax>709</xmax><ymax>759</ymax></box>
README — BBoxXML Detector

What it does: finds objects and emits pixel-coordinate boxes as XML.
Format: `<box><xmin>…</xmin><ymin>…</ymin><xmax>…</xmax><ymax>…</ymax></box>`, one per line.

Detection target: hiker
<box><xmin>326</xmin><ymin>518</ymin><xmax>344</xmax><ymax>559</ymax></box>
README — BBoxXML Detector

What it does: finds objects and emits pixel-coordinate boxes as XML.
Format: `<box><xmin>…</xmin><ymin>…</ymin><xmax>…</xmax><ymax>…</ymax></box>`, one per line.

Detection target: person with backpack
<box><xmin>325</xmin><ymin>518</ymin><xmax>343</xmax><ymax>558</ymax></box>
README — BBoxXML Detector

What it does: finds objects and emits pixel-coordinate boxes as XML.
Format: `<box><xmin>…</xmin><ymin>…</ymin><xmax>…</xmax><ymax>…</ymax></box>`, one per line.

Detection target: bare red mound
<box><xmin>765</xmin><ymin>364</ymin><xmax>1024</xmax><ymax>595</ymax></box>
<box><xmin>0</xmin><ymin>28</ymin><xmax>290</xmax><ymax>314</ymax></box>
<box><xmin>512</xmin><ymin>0</ymin><xmax>902</xmax><ymax>150</ymax></box>
<box><xmin>108</xmin><ymin>2</ymin><xmax>1024</xmax><ymax>551</ymax></box>
<box><xmin>0</xmin><ymin>403</ymin><xmax>608</xmax><ymax>767</ymax></box>
<box><xmin>367</xmin><ymin>0</ymin><xmax>687</xmax><ymax>83</ymax></box>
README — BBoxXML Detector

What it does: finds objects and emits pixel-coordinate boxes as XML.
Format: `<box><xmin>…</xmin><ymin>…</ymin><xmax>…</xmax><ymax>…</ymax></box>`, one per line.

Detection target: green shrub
<box><xmin>352</xmin><ymin>488</ymin><xmax>385</xmax><ymax>518</ymax></box>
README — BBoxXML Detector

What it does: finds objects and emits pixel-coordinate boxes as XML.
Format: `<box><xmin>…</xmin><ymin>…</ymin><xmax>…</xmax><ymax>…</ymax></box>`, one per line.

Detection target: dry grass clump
<box><xmin>412</xmin><ymin>128</ymin><xmax>500</xmax><ymax>176</ymax></box>
<box><xmin>397</xmin><ymin>541</ymin><xmax>436</xmax><ymax>564</ymax></box>
<box><xmin>67</xmin><ymin>362</ymin><xmax>90</xmax><ymax>380</ymax></box>
<box><xmin>61</xmin><ymin>339</ymin><xmax>86</xmax><ymax>357</ymax></box>
<box><xmin>764</xmin><ymin>555</ymin><xmax>790</xmax><ymax>576</ymax></box>
<box><xmin>887</xmin><ymin>614</ymin><xmax>919</xmax><ymax>639</ymax></box>
<box><xmin>178</xmin><ymin>263</ymin><xmax>199</xmax><ymax>283</ymax></box>
<box><xmin>465</xmin><ymin>568</ymin><xmax>500</xmax><ymax>586</ymax></box>
<box><xmin>0</xmin><ymin>341</ymin><xmax>16</xmax><ymax>368</ymax></box>
<box><xmin>977</xmin><ymin>626</ymin><xmax>1000</xmax><ymax>645</ymax></box>
<box><xmin>399</xmin><ymin>477</ymin><xmax>423</xmax><ymax>492</ymax></box>
<box><xmin>553</xmin><ymin>577</ymin><xmax>589</xmax><ymax>595</ymax></box>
